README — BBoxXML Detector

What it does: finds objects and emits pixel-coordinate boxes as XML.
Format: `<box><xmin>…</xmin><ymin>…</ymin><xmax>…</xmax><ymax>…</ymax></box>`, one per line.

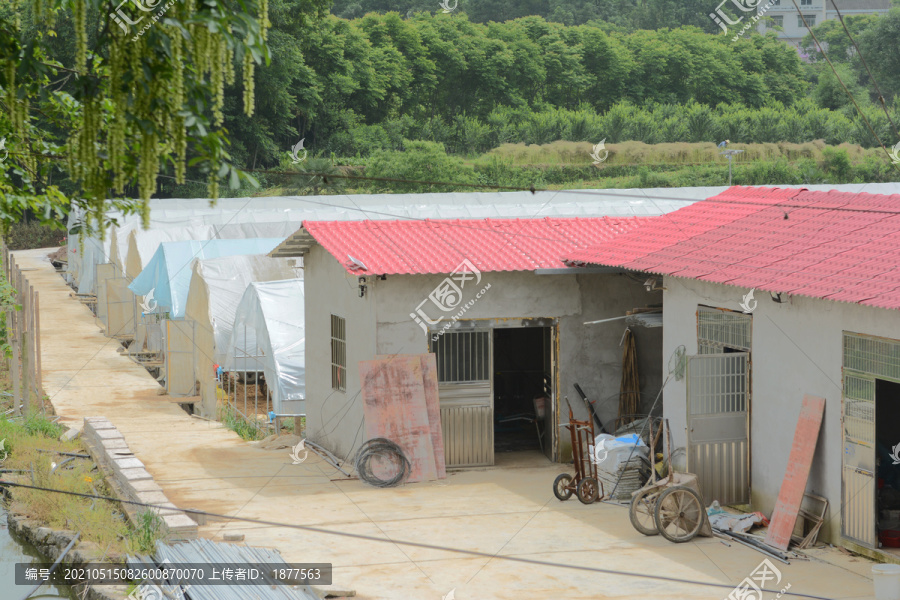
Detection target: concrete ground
<box><xmin>16</xmin><ymin>248</ymin><xmax>878</xmax><ymax>600</ymax></box>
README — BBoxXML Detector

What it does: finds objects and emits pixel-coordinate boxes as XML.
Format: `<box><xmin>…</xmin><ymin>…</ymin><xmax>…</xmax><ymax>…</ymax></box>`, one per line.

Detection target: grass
<box><xmin>217</xmin><ymin>400</ymin><xmax>268</xmax><ymax>441</ymax></box>
<box><xmin>0</xmin><ymin>364</ymin><xmax>163</xmax><ymax>556</ymax></box>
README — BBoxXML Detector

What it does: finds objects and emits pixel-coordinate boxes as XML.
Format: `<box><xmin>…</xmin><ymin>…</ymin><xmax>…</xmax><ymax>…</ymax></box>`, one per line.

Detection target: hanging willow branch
<box><xmin>0</xmin><ymin>0</ymin><xmax>270</xmax><ymax>236</ymax></box>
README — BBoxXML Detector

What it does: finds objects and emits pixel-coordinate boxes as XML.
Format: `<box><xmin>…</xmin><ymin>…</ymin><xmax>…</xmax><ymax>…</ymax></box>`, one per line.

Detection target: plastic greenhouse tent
<box><xmin>178</xmin><ymin>255</ymin><xmax>301</xmax><ymax>410</ymax></box>
<box><xmin>128</xmin><ymin>238</ymin><xmax>283</xmax><ymax>319</ymax></box>
<box><xmin>224</xmin><ymin>279</ymin><xmax>305</xmax><ymax>415</ymax></box>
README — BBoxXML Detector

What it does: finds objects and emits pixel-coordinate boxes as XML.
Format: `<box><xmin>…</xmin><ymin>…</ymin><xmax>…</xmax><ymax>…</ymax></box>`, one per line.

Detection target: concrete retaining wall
<box><xmin>81</xmin><ymin>417</ymin><xmax>197</xmax><ymax>541</ymax></box>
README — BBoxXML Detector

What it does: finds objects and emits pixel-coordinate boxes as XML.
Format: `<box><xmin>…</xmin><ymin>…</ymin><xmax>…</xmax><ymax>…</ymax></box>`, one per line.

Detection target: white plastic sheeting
<box><xmin>225</xmin><ymin>279</ymin><xmax>305</xmax><ymax>414</ymax></box>
<box><xmin>67</xmin><ymin>187</ymin><xmax>724</xmax><ymax>293</ymax></box>
<box><xmin>185</xmin><ymin>255</ymin><xmax>301</xmax><ymax>414</ymax></box>
<box><xmin>185</xmin><ymin>255</ymin><xmax>301</xmax><ymax>366</ymax></box>
<box><xmin>128</xmin><ymin>238</ymin><xmax>283</xmax><ymax>318</ymax></box>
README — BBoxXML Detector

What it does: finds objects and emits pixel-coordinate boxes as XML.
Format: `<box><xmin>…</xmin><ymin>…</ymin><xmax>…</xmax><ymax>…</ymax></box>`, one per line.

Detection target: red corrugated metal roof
<box><xmin>565</xmin><ymin>186</ymin><xmax>900</xmax><ymax>310</ymax></box>
<box><xmin>301</xmin><ymin>217</ymin><xmax>647</xmax><ymax>275</ymax></box>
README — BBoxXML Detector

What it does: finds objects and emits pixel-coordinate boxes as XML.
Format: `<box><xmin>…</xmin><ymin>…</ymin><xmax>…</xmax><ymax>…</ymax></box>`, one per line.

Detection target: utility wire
<box><xmin>791</xmin><ymin>0</ymin><xmax>900</xmax><ymax>174</ymax></box>
<box><xmin>828</xmin><ymin>3</ymin><xmax>900</xmax><ymax>141</ymax></box>
<box><xmin>0</xmin><ymin>481</ymin><xmax>837</xmax><ymax>600</ymax></box>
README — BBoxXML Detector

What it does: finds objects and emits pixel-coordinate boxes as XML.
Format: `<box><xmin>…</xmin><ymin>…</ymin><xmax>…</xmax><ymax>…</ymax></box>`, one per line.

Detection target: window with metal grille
<box><xmin>331</xmin><ymin>315</ymin><xmax>346</xmax><ymax>391</ymax></box>
<box><xmin>698</xmin><ymin>306</ymin><xmax>752</xmax><ymax>352</ymax></box>
<box><xmin>800</xmin><ymin>0</ymin><xmax>811</xmax><ymax>5</ymax></box>
<box><xmin>430</xmin><ymin>330</ymin><xmax>490</xmax><ymax>383</ymax></box>
<box><xmin>770</xmin><ymin>15</ymin><xmax>783</xmax><ymax>27</ymax></box>
<box><xmin>798</xmin><ymin>14</ymin><xmax>815</xmax><ymax>27</ymax></box>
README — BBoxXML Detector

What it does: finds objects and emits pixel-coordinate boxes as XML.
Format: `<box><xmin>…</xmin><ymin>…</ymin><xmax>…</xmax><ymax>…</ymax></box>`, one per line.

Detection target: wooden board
<box><xmin>764</xmin><ymin>395</ymin><xmax>826</xmax><ymax>551</ymax></box>
<box><xmin>419</xmin><ymin>354</ymin><xmax>446</xmax><ymax>479</ymax></box>
<box><xmin>359</xmin><ymin>356</ymin><xmax>437</xmax><ymax>483</ymax></box>
<box><xmin>376</xmin><ymin>353</ymin><xmax>446</xmax><ymax>479</ymax></box>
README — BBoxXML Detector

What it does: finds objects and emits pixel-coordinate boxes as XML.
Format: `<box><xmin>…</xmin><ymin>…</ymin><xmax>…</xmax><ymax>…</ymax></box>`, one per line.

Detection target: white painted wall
<box><xmin>304</xmin><ymin>246</ymin><xmax>377</xmax><ymax>460</ymax></box>
<box><xmin>304</xmin><ymin>257</ymin><xmax>663</xmax><ymax>462</ymax></box>
<box><xmin>662</xmin><ymin>276</ymin><xmax>900</xmax><ymax>544</ymax></box>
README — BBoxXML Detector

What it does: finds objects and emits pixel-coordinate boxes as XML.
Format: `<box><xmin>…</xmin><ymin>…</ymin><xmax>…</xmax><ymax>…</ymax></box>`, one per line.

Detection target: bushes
<box><xmin>4</xmin><ymin>220</ymin><xmax>66</xmax><ymax>250</ymax></box>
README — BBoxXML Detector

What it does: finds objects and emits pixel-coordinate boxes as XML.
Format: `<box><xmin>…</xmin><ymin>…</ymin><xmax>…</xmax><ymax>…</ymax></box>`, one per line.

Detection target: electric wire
<box><xmin>0</xmin><ymin>481</ymin><xmax>838</xmax><ymax>600</ymax></box>
<box><xmin>791</xmin><ymin>0</ymin><xmax>900</xmax><ymax>174</ymax></box>
<box><xmin>828</xmin><ymin>3</ymin><xmax>900</xmax><ymax>141</ymax></box>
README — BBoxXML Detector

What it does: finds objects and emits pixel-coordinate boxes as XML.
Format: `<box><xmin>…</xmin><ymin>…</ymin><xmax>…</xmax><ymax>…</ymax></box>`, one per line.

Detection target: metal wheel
<box><xmin>654</xmin><ymin>485</ymin><xmax>704</xmax><ymax>543</ymax></box>
<box><xmin>553</xmin><ymin>473</ymin><xmax>573</xmax><ymax>501</ymax></box>
<box><xmin>576</xmin><ymin>476</ymin><xmax>600</xmax><ymax>504</ymax></box>
<box><xmin>629</xmin><ymin>487</ymin><xmax>660</xmax><ymax>536</ymax></box>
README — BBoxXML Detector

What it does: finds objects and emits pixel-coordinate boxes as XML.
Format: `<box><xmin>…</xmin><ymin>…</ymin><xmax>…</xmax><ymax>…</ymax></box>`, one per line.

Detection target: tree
<box><xmin>0</xmin><ymin>0</ymin><xmax>323</xmax><ymax>236</ymax></box>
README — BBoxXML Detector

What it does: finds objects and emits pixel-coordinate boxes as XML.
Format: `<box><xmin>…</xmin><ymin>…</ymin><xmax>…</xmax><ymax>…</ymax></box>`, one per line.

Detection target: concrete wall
<box><xmin>373</xmin><ymin>270</ymin><xmax>663</xmax><ymax>460</ymax></box>
<box><xmin>662</xmin><ymin>276</ymin><xmax>900</xmax><ymax>544</ymax></box>
<box><xmin>304</xmin><ymin>246</ymin><xmax>377</xmax><ymax>460</ymax></box>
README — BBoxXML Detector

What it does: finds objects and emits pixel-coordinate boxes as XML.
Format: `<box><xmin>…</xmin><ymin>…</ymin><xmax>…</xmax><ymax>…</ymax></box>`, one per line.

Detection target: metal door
<box><xmin>841</xmin><ymin>373</ymin><xmax>876</xmax><ymax>546</ymax></box>
<box><xmin>431</xmin><ymin>330</ymin><xmax>493</xmax><ymax>467</ymax></box>
<box><xmin>687</xmin><ymin>353</ymin><xmax>750</xmax><ymax>505</ymax></box>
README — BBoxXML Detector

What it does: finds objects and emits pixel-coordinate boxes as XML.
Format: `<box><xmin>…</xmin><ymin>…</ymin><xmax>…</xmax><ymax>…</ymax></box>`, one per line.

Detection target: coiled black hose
<box><xmin>354</xmin><ymin>438</ymin><xmax>411</xmax><ymax>488</ymax></box>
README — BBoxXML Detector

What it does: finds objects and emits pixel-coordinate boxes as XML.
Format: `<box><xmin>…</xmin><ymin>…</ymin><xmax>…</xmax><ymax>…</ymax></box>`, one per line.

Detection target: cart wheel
<box><xmin>553</xmin><ymin>474</ymin><xmax>573</xmax><ymax>501</ymax></box>
<box><xmin>654</xmin><ymin>485</ymin><xmax>704</xmax><ymax>543</ymax></box>
<box><xmin>629</xmin><ymin>487</ymin><xmax>660</xmax><ymax>536</ymax></box>
<box><xmin>576</xmin><ymin>476</ymin><xmax>600</xmax><ymax>504</ymax></box>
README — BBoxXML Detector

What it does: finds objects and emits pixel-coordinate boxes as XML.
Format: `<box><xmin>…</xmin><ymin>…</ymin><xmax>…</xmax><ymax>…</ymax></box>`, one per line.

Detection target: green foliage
<box><xmin>4</xmin><ymin>219</ymin><xmax>66</xmax><ymax>250</ymax></box>
<box><xmin>218</xmin><ymin>402</ymin><xmax>267</xmax><ymax>441</ymax></box>
<box><xmin>22</xmin><ymin>413</ymin><xmax>65</xmax><ymax>438</ymax></box>
<box><xmin>0</xmin><ymin>273</ymin><xmax>18</xmax><ymax>359</ymax></box>
<box><xmin>365</xmin><ymin>140</ymin><xmax>477</xmax><ymax>192</ymax></box>
<box><xmin>0</xmin><ymin>0</ymin><xmax>327</xmax><ymax>234</ymax></box>
<box><xmin>129</xmin><ymin>510</ymin><xmax>164</xmax><ymax>554</ymax></box>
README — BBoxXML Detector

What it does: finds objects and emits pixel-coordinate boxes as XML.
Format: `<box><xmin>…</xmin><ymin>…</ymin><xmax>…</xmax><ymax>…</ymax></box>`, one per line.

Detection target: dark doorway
<box><xmin>492</xmin><ymin>327</ymin><xmax>551</xmax><ymax>454</ymax></box>
<box><xmin>877</xmin><ymin>379</ymin><xmax>900</xmax><ymax>546</ymax></box>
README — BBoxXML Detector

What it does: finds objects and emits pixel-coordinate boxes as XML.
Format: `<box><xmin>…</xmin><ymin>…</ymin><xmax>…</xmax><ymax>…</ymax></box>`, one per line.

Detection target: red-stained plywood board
<box><xmin>764</xmin><ymin>395</ymin><xmax>826</xmax><ymax>551</ymax></box>
<box><xmin>375</xmin><ymin>353</ymin><xmax>446</xmax><ymax>479</ymax></box>
<box><xmin>359</xmin><ymin>356</ymin><xmax>437</xmax><ymax>483</ymax></box>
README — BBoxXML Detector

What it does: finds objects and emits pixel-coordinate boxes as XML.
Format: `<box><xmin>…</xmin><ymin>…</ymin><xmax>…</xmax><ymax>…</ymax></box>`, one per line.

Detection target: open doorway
<box><xmin>876</xmin><ymin>378</ymin><xmax>900</xmax><ymax>549</ymax></box>
<box><xmin>492</xmin><ymin>327</ymin><xmax>552</xmax><ymax>456</ymax></box>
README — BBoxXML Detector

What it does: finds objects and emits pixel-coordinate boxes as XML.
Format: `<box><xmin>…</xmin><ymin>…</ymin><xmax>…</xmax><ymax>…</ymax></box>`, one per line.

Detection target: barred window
<box><xmin>331</xmin><ymin>315</ymin><xmax>346</xmax><ymax>392</ymax></box>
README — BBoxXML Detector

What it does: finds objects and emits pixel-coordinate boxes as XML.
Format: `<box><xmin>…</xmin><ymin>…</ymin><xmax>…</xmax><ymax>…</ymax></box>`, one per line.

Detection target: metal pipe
<box><xmin>37</xmin><ymin>450</ymin><xmax>90</xmax><ymax>458</ymax></box>
<box><xmin>17</xmin><ymin>532</ymin><xmax>80</xmax><ymax>600</ymax></box>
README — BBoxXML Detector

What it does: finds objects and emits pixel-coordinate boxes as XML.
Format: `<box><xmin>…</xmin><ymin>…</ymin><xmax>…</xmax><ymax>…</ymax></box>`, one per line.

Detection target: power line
<box><xmin>791</xmin><ymin>0</ymin><xmax>900</xmax><ymax>174</ymax></box>
<box><xmin>828</xmin><ymin>2</ymin><xmax>900</xmax><ymax>141</ymax></box>
<box><xmin>0</xmin><ymin>481</ymin><xmax>837</xmax><ymax>600</ymax></box>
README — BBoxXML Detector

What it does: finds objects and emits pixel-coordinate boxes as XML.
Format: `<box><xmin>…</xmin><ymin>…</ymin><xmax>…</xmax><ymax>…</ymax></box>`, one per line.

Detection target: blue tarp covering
<box><xmin>128</xmin><ymin>238</ymin><xmax>283</xmax><ymax>318</ymax></box>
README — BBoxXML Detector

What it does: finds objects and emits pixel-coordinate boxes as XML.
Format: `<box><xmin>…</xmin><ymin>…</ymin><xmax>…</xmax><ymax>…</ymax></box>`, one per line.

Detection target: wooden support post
<box><xmin>34</xmin><ymin>291</ymin><xmax>43</xmax><ymax>406</ymax></box>
<box><xmin>10</xmin><ymin>261</ymin><xmax>20</xmax><ymax>416</ymax></box>
<box><xmin>21</xmin><ymin>281</ymin><xmax>31</xmax><ymax>417</ymax></box>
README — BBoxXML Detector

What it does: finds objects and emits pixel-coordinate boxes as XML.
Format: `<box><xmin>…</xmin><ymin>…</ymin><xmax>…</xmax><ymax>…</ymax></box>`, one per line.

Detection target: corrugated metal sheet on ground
<box><xmin>565</xmin><ymin>186</ymin><xmax>900</xmax><ymax>309</ymax></box>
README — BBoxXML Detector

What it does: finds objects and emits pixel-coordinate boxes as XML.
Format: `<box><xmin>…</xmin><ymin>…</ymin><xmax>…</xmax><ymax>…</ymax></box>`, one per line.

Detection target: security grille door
<box><xmin>431</xmin><ymin>330</ymin><xmax>493</xmax><ymax>467</ymax></box>
<box><xmin>841</xmin><ymin>373</ymin><xmax>876</xmax><ymax>546</ymax></box>
<box><xmin>687</xmin><ymin>353</ymin><xmax>750</xmax><ymax>505</ymax></box>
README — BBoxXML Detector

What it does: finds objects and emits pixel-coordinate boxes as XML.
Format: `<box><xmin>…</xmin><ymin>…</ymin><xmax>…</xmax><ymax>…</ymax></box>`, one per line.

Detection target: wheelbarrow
<box><xmin>629</xmin><ymin>472</ymin><xmax>712</xmax><ymax>543</ymax></box>
<box><xmin>552</xmin><ymin>399</ymin><xmax>603</xmax><ymax>504</ymax></box>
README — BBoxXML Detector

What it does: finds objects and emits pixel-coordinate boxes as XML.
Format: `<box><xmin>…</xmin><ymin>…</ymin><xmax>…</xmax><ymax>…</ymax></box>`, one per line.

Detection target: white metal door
<box><xmin>687</xmin><ymin>353</ymin><xmax>750</xmax><ymax>505</ymax></box>
<box><xmin>841</xmin><ymin>373</ymin><xmax>876</xmax><ymax>546</ymax></box>
<box><xmin>431</xmin><ymin>330</ymin><xmax>493</xmax><ymax>467</ymax></box>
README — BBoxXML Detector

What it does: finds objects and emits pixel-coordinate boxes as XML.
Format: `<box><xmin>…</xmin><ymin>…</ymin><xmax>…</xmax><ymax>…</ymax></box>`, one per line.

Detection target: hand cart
<box><xmin>552</xmin><ymin>399</ymin><xmax>602</xmax><ymax>504</ymax></box>
<box><xmin>629</xmin><ymin>471</ymin><xmax>712</xmax><ymax>543</ymax></box>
